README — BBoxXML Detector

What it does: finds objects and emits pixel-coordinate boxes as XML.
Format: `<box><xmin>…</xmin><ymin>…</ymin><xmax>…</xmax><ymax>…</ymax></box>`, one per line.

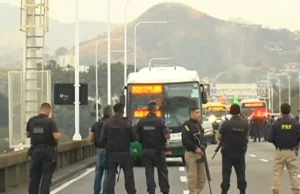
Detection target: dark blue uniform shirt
<box><xmin>268</xmin><ymin>115</ymin><xmax>300</xmax><ymax>149</ymax></box>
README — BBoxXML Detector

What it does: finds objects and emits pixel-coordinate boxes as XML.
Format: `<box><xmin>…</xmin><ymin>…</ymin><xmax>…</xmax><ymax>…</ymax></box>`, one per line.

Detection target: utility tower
<box><xmin>8</xmin><ymin>0</ymin><xmax>51</xmax><ymax>148</ymax></box>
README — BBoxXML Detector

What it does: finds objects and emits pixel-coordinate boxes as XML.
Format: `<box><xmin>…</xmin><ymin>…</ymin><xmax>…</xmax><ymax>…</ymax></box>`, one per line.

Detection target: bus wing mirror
<box><xmin>120</xmin><ymin>86</ymin><xmax>127</xmax><ymax>104</ymax></box>
<box><xmin>202</xmin><ymin>91</ymin><xmax>208</xmax><ymax>104</ymax></box>
<box><xmin>200</xmin><ymin>84</ymin><xmax>208</xmax><ymax>104</ymax></box>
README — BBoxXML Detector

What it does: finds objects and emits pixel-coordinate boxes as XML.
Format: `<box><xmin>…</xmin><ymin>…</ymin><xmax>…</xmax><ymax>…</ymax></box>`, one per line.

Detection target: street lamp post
<box><xmin>124</xmin><ymin>0</ymin><xmax>132</xmax><ymax>86</ymax></box>
<box><xmin>269</xmin><ymin>76</ymin><xmax>281</xmax><ymax>112</ymax></box>
<box><xmin>134</xmin><ymin>21</ymin><xmax>170</xmax><ymax>72</ymax></box>
<box><xmin>73</xmin><ymin>0</ymin><xmax>81</xmax><ymax>140</ymax></box>
<box><xmin>107</xmin><ymin>0</ymin><xmax>111</xmax><ymax>105</ymax></box>
<box><xmin>148</xmin><ymin>57</ymin><xmax>171</xmax><ymax>69</ymax></box>
<box><xmin>95</xmin><ymin>38</ymin><xmax>123</xmax><ymax>121</ymax></box>
<box><xmin>272</xmin><ymin>73</ymin><xmax>291</xmax><ymax>105</ymax></box>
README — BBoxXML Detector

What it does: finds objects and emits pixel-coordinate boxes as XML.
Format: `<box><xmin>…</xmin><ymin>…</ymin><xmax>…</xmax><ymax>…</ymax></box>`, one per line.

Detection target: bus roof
<box><xmin>127</xmin><ymin>66</ymin><xmax>201</xmax><ymax>84</ymax></box>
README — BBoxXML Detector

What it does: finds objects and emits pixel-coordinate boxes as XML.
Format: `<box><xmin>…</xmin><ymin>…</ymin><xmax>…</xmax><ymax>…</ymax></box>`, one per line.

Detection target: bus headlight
<box><xmin>208</xmin><ymin>115</ymin><xmax>217</xmax><ymax>122</ymax></box>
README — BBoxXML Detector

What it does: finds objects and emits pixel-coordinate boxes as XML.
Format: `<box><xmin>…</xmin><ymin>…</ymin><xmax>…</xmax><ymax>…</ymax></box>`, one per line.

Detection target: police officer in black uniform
<box><xmin>26</xmin><ymin>102</ymin><xmax>61</xmax><ymax>194</ymax></box>
<box><xmin>217</xmin><ymin>104</ymin><xmax>249</xmax><ymax>194</ymax></box>
<box><xmin>89</xmin><ymin>105</ymin><xmax>112</xmax><ymax>194</ymax></box>
<box><xmin>136</xmin><ymin>100</ymin><xmax>170</xmax><ymax>194</ymax></box>
<box><xmin>99</xmin><ymin>103</ymin><xmax>136</xmax><ymax>194</ymax></box>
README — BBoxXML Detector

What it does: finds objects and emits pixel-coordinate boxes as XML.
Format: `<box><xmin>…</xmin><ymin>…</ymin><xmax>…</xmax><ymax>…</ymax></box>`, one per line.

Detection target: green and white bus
<box><xmin>120</xmin><ymin>65</ymin><xmax>207</xmax><ymax>163</ymax></box>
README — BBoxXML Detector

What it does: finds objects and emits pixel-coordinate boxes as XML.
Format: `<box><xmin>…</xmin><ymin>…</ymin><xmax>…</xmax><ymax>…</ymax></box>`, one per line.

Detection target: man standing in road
<box><xmin>218</xmin><ymin>104</ymin><xmax>249</xmax><ymax>194</ymax></box>
<box><xmin>99</xmin><ymin>103</ymin><xmax>137</xmax><ymax>194</ymax></box>
<box><xmin>136</xmin><ymin>100</ymin><xmax>170</xmax><ymax>194</ymax></box>
<box><xmin>89</xmin><ymin>105</ymin><xmax>112</xmax><ymax>194</ymax></box>
<box><xmin>268</xmin><ymin>103</ymin><xmax>300</xmax><ymax>194</ymax></box>
<box><xmin>181</xmin><ymin>106</ymin><xmax>207</xmax><ymax>194</ymax></box>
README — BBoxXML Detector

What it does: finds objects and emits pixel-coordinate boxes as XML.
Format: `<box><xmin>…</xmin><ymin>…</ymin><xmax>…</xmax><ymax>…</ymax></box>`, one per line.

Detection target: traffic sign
<box><xmin>54</xmin><ymin>83</ymin><xmax>88</xmax><ymax>105</ymax></box>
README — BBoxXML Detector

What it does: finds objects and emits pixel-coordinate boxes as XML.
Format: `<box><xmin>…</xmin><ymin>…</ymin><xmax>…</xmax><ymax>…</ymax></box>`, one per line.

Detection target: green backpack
<box><xmin>130</xmin><ymin>141</ymin><xmax>143</xmax><ymax>160</ymax></box>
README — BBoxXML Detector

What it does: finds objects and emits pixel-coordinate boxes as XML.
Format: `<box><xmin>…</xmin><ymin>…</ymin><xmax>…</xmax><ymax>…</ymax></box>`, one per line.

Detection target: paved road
<box><xmin>52</xmin><ymin>141</ymin><xmax>298</xmax><ymax>194</ymax></box>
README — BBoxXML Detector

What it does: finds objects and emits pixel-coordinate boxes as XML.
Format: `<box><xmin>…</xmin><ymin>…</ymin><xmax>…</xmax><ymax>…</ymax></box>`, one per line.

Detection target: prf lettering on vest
<box><xmin>281</xmin><ymin>124</ymin><xmax>292</xmax><ymax>130</ymax></box>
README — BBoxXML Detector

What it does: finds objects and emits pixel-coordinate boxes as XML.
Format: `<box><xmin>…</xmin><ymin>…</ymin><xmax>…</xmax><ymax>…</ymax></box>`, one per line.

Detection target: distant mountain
<box><xmin>74</xmin><ymin>2</ymin><xmax>300</xmax><ymax>81</ymax></box>
<box><xmin>0</xmin><ymin>3</ymin><xmax>119</xmax><ymax>53</ymax></box>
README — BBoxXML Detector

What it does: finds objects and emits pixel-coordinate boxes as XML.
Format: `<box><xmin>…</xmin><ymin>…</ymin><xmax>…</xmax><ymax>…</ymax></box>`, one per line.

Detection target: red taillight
<box><xmin>252</xmin><ymin>111</ymin><xmax>267</xmax><ymax>117</ymax></box>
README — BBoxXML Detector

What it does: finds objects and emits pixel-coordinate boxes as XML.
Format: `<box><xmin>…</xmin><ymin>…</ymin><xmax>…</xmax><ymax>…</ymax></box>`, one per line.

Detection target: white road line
<box><xmin>180</xmin><ymin>176</ymin><xmax>187</xmax><ymax>182</ymax></box>
<box><xmin>183</xmin><ymin>190</ymin><xmax>189</xmax><ymax>194</ymax></box>
<box><xmin>249</xmin><ymin>154</ymin><xmax>256</xmax><ymax>157</ymax></box>
<box><xmin>259</xmin><ymin>159</ymin><xmax>269</xmax><ymax>162</ymax></box>
<box><xmin>179</xmin><ymin>167</ymin><xmax>185</xmax><ymax>171</ymax></box>
<box><xmin>298</xmin><ymin>174</ymin><xmax>300</xmax><ymax>178</ymax></box>
<box><xmin>50</xmin><ymin>167</ymin><xmax>95</xmax><ymax>194</ymax></box>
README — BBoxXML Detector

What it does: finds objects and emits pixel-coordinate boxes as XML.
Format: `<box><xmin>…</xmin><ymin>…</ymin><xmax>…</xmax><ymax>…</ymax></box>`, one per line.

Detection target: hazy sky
<box><xmin>2</xmin><ymin>0</ymin><xmax>300</xmax><ymax>30</ymax></box>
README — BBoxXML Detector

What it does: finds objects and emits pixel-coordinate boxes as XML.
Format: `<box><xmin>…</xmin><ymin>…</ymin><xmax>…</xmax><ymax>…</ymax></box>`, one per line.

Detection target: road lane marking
<box><xmin>183</xmin><ymin>190</ymin><xmax>189</xmax><ymax>194</ymax></box>
<box><xmin>259</xmin><ymin>159</ymin><xmax>269</xmax><ymax>162</ymax></box>
<box><xmin>50</xmin><ymin>167</ymin><xmax>95</xmax><ymax>194</ymax></box>
<box><xmin>179</xmin><ymin>167</ymin><xmax>185</xmax><ymax>171</ymax></box>
<box><xmin>180</xmin><ymin>176</ymin><xmax>187</xmax><ymax>182</ymax></box>
<box><xmin>249</xmin><ymin>154</ymin><xmax>256</xmax><ymax>157</ymax></box>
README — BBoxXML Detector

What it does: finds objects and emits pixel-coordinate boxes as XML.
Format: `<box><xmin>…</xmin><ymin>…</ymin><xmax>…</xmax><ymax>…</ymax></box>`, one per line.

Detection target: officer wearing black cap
<box><xmin>217</xmin><ymin>104</ymin><xmax>249</xmax><ymax>194</ymax></box>
<box><xmin>268</xmin><ymin>103</ymin><xmax>300</xmax><ymax>194</ymax></box>
<box><xmin>136</xmin><ymin>100</ymin><xmax>170</xmax><ymax>194</ymax></box>
<box><xmin>99</xmin><ymin>103</ymin><xmax>136</xmax><ymax>194</ymax></box>
<box><xmin>89</xmin><ymin>105</ymin><xmax>112</xmax><ymax>194</ymax></box>
<box><xmin>26</xmin><ymin>102</ymin><xmax>62</xmax><ymax>194</ymax></box>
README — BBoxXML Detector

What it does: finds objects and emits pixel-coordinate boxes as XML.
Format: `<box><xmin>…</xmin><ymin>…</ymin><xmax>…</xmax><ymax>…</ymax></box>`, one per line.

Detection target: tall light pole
<box><xmin>269</xmin><ymin>76</ymin><xmax>281</xmax><ymax>112</ymax></box>
<box><xmin>124</xmin><ymin>0</ymin><xmax>132</xmax><ymax>85</ymax></box>
<box><xmin>273</xmin><ymin>72</ymin><xmax>291</xmax><ymax>105</ymax></box>
<box><xmin>73</xmin><ymin>0</ymin><xmax>81</xmax><ymax>140</ymax></box>
<box><xmin>107</xmin><ymin>0</ymin><xmax>111</xmax><ymax>105</ymax></box>
<box><xmin>148</xmin><ymin>57</ymin><xmax>171</xmax><ymax>69</ymax></box>
<box><xmin>286</xmin><ymin>69</ymin><xmax>300</xmax><ymax>108</ymax></box>
<box><xmin>134</xmin><ymin>21</ymin><xmax>170</xmax><ymax>72</ymax></box>
<box><xmin>95</xmin><ymin>38</ymin><xmax>123</xmax><ymax>121</ymax></box>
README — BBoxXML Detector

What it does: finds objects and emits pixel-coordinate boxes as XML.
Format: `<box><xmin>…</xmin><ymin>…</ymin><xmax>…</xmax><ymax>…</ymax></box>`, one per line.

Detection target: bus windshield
<box><xmin>127</xmin><ymin>82</ymin><xmax>201</xmax><ymax>129</ymax></box>
<box><xmin>163</xmin><ymin>82</ymin><xmax>200</xmax><ymax>130</ymax></box>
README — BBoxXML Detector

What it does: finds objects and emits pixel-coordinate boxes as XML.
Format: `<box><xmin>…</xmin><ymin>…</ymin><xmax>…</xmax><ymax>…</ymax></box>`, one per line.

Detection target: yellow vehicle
<box><xmin>204</xmin><ymin>102</ymin><xmax>227</xmax><ymax>122</ymax></box>
<box><xmin>203</xmin><ymin>103</ymin><xmax>227</xmax><ymax>144</ymax></box>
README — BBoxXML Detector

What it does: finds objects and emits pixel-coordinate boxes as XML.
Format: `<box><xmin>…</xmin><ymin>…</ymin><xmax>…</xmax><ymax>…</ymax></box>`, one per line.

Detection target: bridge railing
<box><xmin>0</xmin><ymin>140</ymin><xmax>96</xmax><ymax>192</ymax></box>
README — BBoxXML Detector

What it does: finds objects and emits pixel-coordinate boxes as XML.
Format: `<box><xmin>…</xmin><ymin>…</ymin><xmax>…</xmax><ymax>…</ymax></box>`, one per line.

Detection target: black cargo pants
<box><xmin>142</xmin><ymin>149</ymin><xmax>170</xmax><ymax>194</ymax></box>
<box><xmin>107</xmin><ymin>152</ymin><xmax>136</xmax><ymax>194</ymax></box>
<box><xmin>221</xmin><ymin>152</ymin><xmax>247</xmax><ymax>193</ymax></box>
<box><xmin>252</xmin><ymin>123</ymin><xmax>262</xmax><ymax>142</ymax></box>
<box><xmin>28</xmin><ymin>146</ymin><xmax>56</xmax><ymax>194</ymax></box>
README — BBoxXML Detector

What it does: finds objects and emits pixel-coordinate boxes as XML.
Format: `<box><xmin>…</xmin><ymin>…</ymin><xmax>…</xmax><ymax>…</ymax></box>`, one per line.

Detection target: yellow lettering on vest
<box><xmin>281</xmin><ymin>124</ymin><xmax>292</xmax><ymax>130</ymax></box>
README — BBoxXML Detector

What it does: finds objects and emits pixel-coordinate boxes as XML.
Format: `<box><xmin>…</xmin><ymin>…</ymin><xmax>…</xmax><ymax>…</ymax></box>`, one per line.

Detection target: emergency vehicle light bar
<box><xmin>134</xmin><ymin>110</ymin><xmax>162</xmax><ymax>117</ymax></box>
<box><xmin>131</xmin><ymin>85</ymin><xmax>163</xmax><ymax>94</ymax></box>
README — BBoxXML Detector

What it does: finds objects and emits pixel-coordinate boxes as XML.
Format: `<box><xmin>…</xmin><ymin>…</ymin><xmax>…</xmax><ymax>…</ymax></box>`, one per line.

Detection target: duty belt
<box><xmin>32</xmin><ymin>144</ymin><xmax>55</xmax><ymax>149</ymax></box>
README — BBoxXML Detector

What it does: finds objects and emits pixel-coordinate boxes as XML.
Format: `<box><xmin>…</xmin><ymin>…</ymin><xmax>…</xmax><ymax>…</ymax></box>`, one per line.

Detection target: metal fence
<box><xmin>8</xmin><ymin>70</ymin><xmax>51</xmax><ymax>148</ymax></box>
